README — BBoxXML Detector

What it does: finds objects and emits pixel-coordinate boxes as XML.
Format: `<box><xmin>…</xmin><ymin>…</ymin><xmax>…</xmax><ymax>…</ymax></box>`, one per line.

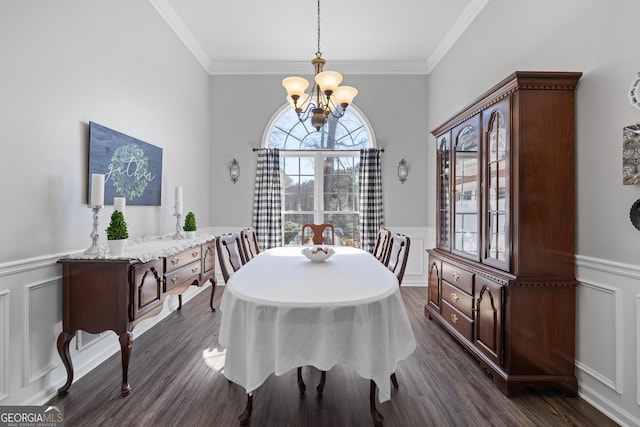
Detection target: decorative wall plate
<box><xmin>623</xmin><ymin>124</ymin><xmax>640</xmax><ymax>185</ymax></box>
<box><xmin>629</xmin><ymin>72</ymin><xmax>640</xmax><ymax>109</ymax></box>
<box><xmin>630</xmin><ymin>199</ymin><xmax>640</xmax><ymax>230</ymax></box>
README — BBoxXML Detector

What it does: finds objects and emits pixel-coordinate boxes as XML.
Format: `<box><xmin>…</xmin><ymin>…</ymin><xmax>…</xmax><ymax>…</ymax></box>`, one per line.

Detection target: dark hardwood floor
<box><xmin>47</xmin><ymin>286</ymin><xmax>618</xmax><ymax>427</ymax></box>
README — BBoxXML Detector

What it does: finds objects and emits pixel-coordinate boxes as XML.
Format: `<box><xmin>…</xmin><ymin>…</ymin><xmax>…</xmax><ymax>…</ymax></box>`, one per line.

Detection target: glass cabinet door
<box><xmin>436</xmin><ymin>133</ymin><xmax>451</xmax><ymax>251</ymax></box>
<box><xmin>452</xmin><ymin>115</ymin><xmax>480</xmax><ymax>260</ymax></box>
<box><xmin>483</xmin><ymin>99</ymin><xmax>510</xmax><ymax>269</ymax></box>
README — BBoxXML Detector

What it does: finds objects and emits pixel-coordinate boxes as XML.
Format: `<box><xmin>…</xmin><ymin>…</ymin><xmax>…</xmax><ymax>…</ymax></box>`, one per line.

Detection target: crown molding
<box><xmin>148</xmin><ymin>0</ymin><xmax>214</xmax><ymax>72</ymax></box>
<box><xmin>149</xmin><ymin>0</ymin><xmax>490</xmax><ymax>76</ymax></box>
<box><xmin>426</xmin><ymin>0</ymin><xmax>490</xmax><ymax>73</ymax></box>
<box><xmin>208</xmin><ymin>60</ymin><xmax>431</xmax><ymax>76</ymax></box>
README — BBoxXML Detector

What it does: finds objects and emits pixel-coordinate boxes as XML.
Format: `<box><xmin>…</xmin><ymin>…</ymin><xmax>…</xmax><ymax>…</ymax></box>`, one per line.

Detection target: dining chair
<box><xmin>311</xmin><ymin>233</ymin><xmax>409</xmax><ymax>398</ymax></box>
<box><xmin>301</xmin><ymin>223</ymin><xmax>335</xmax><ymax>245</ymax></box>
<box><xmin>383</xmin><ymin>232</ymin><xmax>411</xmax><ymax>390</ymax></box>
<box><xmin>372</xmin><ymin>227</ymin><xmax>392</xmax><ymax>263</ymax></box>
<box><xmin>385</xmin><ymin>233</ymin><xmax>411</xmax><ymax>285</ymax></box>
<box><xmin>297</xmin><ymin>224</ymin><xmax>334</xmax><ymax>394</ymax></box>
<box><xmin>240</xmin><ymin>227</ymin><xmax>261</xmax><ymax>261</ymax></box>
<box><xmin>216</xmin><ymin>232</ymin><xmax>247</xmax><ymax>283</ymax></box>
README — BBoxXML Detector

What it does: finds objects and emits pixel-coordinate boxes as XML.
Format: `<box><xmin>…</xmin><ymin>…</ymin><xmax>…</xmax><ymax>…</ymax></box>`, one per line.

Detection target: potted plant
<box><xmin>183</xmin><ymin>211</ymin><xmax>197</xmax><ymax>238</ymax></box>
<box><xmin>105</xmin><ymin>210</ymin><xmax>129</xmax><ymax>256</ymax></box>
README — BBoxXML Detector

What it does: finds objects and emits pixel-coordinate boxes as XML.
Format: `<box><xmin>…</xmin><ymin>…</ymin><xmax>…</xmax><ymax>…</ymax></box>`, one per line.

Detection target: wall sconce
<box><xmin>229</xmin><ymin>159</ymin><xmax>240</xmax><ymax>183</ymax></box>
<box><xmin>398</xmin><ymin>159</ymin><xmax>409</xmax><ymax>183</ymax></box>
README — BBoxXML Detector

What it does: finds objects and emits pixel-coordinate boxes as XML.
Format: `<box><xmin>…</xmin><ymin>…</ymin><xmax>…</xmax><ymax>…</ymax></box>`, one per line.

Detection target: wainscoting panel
<box><xmin>637</xmin><ymin>293</ymin><xmax>640</xmax><ymax>407</ymax></box>
<box><xmin>575</xmin><ymin>279</ymin><xmax>620</xmax><ymax>392</ymax></box>
<box><xmin>0</xmin><ymin>290</ymin><xmax>9</xmax><ymax>402</ymax></box>
<box><xmin>24</xmin><ymin>277</ymin><xmax>62</xmax><ymax>385</ymax></box>
<box><xmin>576</xmin><ymin>255</ymin><xmax>640</xmax><ymax>427</ymax></box>
<box><xmin>389</xmin><ymin>226</ymin><xmax>429</xmax><ymax>286</ymax></box>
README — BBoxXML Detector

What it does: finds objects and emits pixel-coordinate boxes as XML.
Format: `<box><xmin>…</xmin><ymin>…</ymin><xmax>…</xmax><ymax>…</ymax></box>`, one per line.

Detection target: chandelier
<box><xmin>282</xmin><ymin>0</ymin><xmax>358</xmax><ymax>131</ymax></box>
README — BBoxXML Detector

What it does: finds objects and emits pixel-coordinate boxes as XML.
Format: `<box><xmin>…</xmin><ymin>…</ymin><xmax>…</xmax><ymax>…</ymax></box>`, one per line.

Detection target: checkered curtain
<box><xmin>253</xmin><ymin>148</ymin><xmax>282</xmax><ymax>249</ymax></box>
<box><xmin>359</xmin><ymin>148</ymin><xmax>385</xmax><ymax>253</ymax></box>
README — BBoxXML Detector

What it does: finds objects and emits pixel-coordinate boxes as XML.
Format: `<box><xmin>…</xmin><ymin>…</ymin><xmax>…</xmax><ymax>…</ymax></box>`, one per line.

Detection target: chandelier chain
<box><xmin>281</xmin><ymin>0</ymin><xmax>357</xmax><ymax>131</ymax></box>
<box><xmin>316</xmin><ymin>0</ymin><xmax>321</xmax><ymax>58</ymax></box>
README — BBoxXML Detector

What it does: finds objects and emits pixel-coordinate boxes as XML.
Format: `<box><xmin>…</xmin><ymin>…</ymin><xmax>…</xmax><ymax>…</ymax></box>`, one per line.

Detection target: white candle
<box><xmin>90</xmin><ymin>173</ymin><xmax>104</xmax><ymax>207</ymax></box>
<box><xmin>113</xmin><ymin>197</ymin><xmax>126</xmax><ymax>217</ymax></box>
<box><xmin>175</xmin><ymin>186</ymin><xmax>183</xmax><ymax>215</ymax></box>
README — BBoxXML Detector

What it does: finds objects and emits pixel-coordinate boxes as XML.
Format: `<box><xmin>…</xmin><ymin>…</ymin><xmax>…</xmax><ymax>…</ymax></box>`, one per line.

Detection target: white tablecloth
<box><xmin>218</xmin><ymin>246</ymin><xmax>416</xmax><ymax>403</ymax></box>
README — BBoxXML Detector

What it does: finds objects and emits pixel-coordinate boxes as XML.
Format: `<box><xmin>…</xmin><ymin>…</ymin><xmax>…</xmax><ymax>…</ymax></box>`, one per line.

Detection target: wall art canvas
<box><xmin>88</xmin><ymin>122</ymin><xmax>163</xmax><ymax>205</ymax></box>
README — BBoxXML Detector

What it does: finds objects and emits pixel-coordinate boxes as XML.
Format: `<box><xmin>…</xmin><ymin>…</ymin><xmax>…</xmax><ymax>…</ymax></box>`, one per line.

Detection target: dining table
<box><xmin>218</xmin><ymin>245</ymin><xmax>416</xmax><ymax>426</ymax></box>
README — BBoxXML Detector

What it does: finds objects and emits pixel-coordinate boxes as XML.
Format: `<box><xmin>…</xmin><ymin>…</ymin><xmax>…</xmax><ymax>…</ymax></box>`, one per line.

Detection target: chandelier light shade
<box><xmin>282</xmin><ymin>0</ymin><xmax>358</xmax><ymax>131</ymax></box>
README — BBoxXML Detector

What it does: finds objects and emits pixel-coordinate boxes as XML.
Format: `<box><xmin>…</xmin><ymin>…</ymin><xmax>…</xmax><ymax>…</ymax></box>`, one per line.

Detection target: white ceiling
<box><xmin>150</xmin><ymin>0</ymin><xmax>489</xmax><ymax>75</ymax></box>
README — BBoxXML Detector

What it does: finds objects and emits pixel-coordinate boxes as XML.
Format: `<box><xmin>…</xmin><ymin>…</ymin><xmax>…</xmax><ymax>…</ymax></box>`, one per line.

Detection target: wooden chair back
<box><xmin>372</xmin><ymin>227</ymin><xmax>392</xmax><ymax>262</ymax></box>
<box><xmin>301</xmin><ymin>223</ymin><xmax>335</xmax><ymax>245</ymax></box>
<box><xmin>240</xmin><ymin>227</ymin><xmax>261</xmax><ymax>261</ymax></box>
<box><xmin>216</xmin><ymin>232</ymin><xmax>246</xmax><ymax>283</ymax></box>
<box><xmin>385</xmin><ymin>233</ymin><xmax>410</xmax><ymax>285</ymax></box>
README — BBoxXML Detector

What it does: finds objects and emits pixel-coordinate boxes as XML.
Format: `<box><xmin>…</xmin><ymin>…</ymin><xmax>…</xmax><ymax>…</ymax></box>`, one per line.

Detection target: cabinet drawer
<box><xmin>166</xmin><ymin>247</ymin><xmax>202</xmax><ymax>273</ymax></box>
<box><xmin>441</xmin><ymin>262</ymin><xmax>473</xmax><ymax>295</ymax></box>
<box><xmin>164</xmin><ymin>261</ymin><xmax>200</xmax><ymax>292</ymax></box>
<box><xmin>442</xmin><ymin>300</ymin><xmax>473</xmax><ymax>341</ymax></box>
<box><xmin>442</xmin><ymin>280</ymin><xmax>473</xmax><ymax>318</ymax></box>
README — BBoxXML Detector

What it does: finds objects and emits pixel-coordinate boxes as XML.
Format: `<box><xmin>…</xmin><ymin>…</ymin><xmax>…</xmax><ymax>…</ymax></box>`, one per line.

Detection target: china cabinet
<box><xmin>426</xmin><ymin>71</ymin><xmax>582</xmax><ymax>396</ymax></box>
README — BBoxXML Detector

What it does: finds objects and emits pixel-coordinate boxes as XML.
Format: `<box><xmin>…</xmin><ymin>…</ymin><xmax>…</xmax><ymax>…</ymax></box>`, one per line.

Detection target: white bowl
<box><xmin>301</xmin><ymin>246</ymin><xmax>335</xmax><ymax>263</ymax></box>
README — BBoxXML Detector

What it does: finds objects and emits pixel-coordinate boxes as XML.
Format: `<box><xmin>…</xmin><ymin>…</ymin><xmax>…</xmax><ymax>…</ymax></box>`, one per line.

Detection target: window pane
<box><xmin>283</xmin><ymin>213</ymin><xmax>314</xmax><ymax>245</ymax></box>
<box><xmin>283</xmin><ymin>157</ymin><xmax>314</xmax><ymax>213</ymax></box>
<box><xmin>299</xmin><ymin>157</ymin><xmax>315</xmax><ymax>175</ymax></box>
<box><xmin>325</xmin><ymin>213</ymin><xmax>359</xmax><ymax>247</ymax></box>
<box><xmin>323</xmin><ymin>155</ymin><xmax>359</xmax><ymax>213</ymax></box>
<box><xmin>283</xmin><ymin>157</ymin><xmax>300</xmax><ymax>175</ymax></box>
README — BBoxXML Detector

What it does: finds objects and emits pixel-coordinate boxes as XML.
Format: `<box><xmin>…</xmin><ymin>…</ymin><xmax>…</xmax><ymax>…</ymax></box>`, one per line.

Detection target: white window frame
<box><xmin>263</xmin><ymin>103</ymin><xmax>377</xmax><ymax>245</ymax></box>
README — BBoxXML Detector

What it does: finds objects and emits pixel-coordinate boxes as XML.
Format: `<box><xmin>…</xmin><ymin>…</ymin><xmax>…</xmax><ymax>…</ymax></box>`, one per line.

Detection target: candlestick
<box><xmin>173</xmin><ymin>212</ymin><xmax>184</xmax><ymax>239</ymax></box>
<box><xmin>84</xmin><ymin>205</ymin><xmax>102</xmax><ymax>255</ymax></box>
<box><xmin>174</xmin><ymin>186</ymin><xmax>183</xmax><ymax>215</ymax></box>
<box><xmin>113</xmin><ymin>197</ymin><xmax>126</xmax><ymax>217</ymax></box>
<box><xmin>90</xmin><ymin>173</ymin><xmax>104</xmax><ymax>207</ymax></box>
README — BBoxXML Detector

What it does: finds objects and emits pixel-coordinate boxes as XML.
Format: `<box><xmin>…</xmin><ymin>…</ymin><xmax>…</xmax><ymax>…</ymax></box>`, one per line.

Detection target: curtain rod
<box><xmin>252</xmin><ymin>148</ymin><xmax>385</xmax><ymax>152</ymax></box>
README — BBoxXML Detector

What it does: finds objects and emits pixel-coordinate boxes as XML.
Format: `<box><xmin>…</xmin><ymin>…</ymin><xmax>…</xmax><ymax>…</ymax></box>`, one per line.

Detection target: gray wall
<box><xmin>210</xmin><ymin>74</ymin><xmax>429</xmax><ymax>228</ymax></box>
<box><xmin>427</xmin><ymin>0</ymin><xmax>640</xmax><ymax>264</ymax></box>
<box><xmin>1</xmin><ymin>0</ymin><xmax>211</xmax><ymax>263</ymax></box>
<box><xmin>427</xmin><ymin>0</ymin><xmax>640</xmax><ymax>425</ymax></box>
<box><xmin>0</xmin><ymin>0</ymin><xmax>212</xmax><ymax>404</ymax></box>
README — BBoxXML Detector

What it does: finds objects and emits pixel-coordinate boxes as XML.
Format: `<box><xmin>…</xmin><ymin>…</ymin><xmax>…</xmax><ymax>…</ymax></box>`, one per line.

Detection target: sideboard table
<box><xmin>56</xmin><ymin>232</ymin><xmax>217</xmax><ymax>396</ymax></box>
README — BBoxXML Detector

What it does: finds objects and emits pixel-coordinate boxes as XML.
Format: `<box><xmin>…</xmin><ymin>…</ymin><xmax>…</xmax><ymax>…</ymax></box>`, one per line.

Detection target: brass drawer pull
<box><xmin>451</xmin><ymin>293</ymin><xmax>459</xmax><ymax>302</ymax></box>
<box><xmin>171</xmin><ymin>275</ymin><xmax>179</xmax><ymax>284</ymax></box>
<box><xmin>192</xmin><ymin>266</ymin><xmax>198</xmax><ymax>273</ymax></box>
<box><xmin>192</xmin><ymin>250</ymin><xmax>199</xmax><ymax>258</ymax></box>
<box><xmin>171</xmin><ymin>256</ymin><xmax>179</xmax><ymax>265</ymax></box>
<box><xmin>451</xmin><ymin>272</ymin><xmax>460</xmax><ymax>281</ymax></box>
<box><xmin>450</xmin><ymin>313</ymin><xmax>459</xmax><ymax>324</ymax></box>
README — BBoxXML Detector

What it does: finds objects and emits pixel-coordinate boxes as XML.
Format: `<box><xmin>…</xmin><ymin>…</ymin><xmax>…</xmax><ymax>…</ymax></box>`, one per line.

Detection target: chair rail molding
<box><xmin>23</xmin><ymin>277</ymin><xmax>62</xmax><ymax>385</ymax></box>
<box><xmin>207</xmin><ymin>226</ymin><xmax>432</xmax><ymax>286</ymax></box>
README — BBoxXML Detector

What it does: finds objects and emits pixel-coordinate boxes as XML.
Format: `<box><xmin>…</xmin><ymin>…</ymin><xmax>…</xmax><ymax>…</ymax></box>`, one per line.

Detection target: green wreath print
<box><xmin>110</xmin><ymin>144</ymin><xmax>151</xmax><ymax>200</ymax></box>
